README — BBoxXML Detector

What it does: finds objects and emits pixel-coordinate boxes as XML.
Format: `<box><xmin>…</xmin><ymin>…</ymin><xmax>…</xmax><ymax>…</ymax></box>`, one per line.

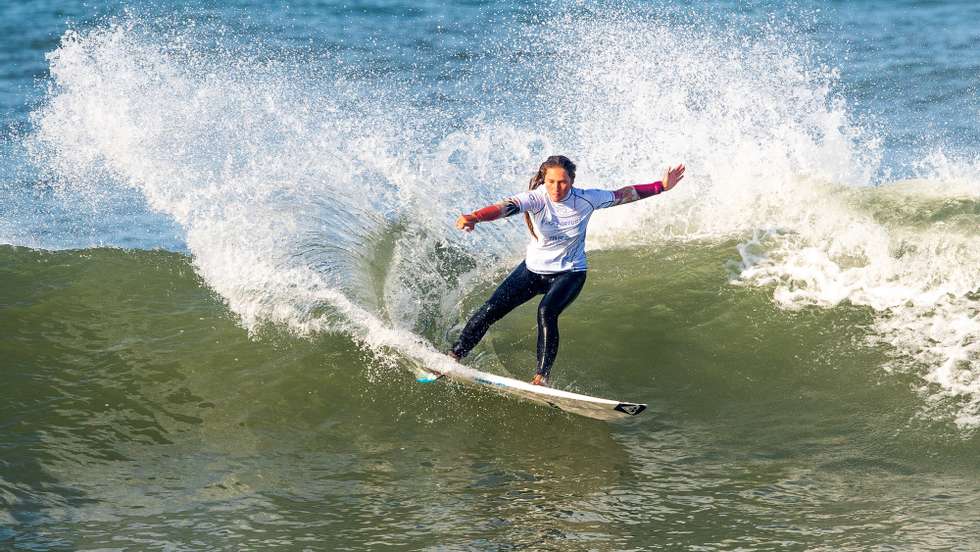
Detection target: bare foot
<box><xmin>530</xmin><ymin>374</ymin><xmax>549</xmax><ymax>386</ymax></box>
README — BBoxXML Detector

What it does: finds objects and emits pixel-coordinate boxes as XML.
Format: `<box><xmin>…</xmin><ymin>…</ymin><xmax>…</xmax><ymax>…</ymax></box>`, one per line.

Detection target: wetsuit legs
<box><xmin>451</xmin><ymin>262</ymin><xmax>587</xmax><ymax>378</ymax></box>
<box><xmin>451</xmin><ymin>262</ymin><xmax>540</xmax><ymax>359</ymax></box>
<box><xmin>535</xmin><ymin>271</ymin><xmax>586</xmax><ymax>377</ymax></box>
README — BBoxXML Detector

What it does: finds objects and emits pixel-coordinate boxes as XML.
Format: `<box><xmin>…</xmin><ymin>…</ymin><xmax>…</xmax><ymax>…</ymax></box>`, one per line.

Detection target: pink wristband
<box><xmin>633</xmin><ymin>181</ymin><xmax>665</xmax><ymax>199</ymax></box>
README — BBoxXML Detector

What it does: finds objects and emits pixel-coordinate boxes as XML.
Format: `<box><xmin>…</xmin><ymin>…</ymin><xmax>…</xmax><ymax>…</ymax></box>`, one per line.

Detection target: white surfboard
<box><xmin>416</xmin><ymin>363</ymin><xmax>646</xmax><ymax>421</ymax></box>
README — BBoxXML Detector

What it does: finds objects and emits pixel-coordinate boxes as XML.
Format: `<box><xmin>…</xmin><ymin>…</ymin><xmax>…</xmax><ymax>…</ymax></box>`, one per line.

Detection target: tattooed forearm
<box><xmin>613</xmin><ymin>186</ymin><xmax>641</xmax><ymax>206</ymax></box>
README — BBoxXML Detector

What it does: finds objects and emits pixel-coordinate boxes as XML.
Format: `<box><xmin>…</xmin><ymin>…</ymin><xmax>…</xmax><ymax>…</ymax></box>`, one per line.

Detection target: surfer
<box><xmin>450</xmin><ymin>155</ymin><xmax>685</xmax><ymax>386</ymax></box>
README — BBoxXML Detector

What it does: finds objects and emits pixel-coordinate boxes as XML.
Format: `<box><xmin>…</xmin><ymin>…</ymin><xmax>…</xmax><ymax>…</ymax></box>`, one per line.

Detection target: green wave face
<box><xmin>4</xmin><ymin>243</ymin><xmax>979</xmax><ymax>550</ymax></box>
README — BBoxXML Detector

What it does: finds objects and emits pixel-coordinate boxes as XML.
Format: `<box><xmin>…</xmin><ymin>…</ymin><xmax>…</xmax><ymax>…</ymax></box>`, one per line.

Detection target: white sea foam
<box><xmin>25</xmin><ymin>17</ymin><xmax>537</xmax><ymax>377</ymax></box>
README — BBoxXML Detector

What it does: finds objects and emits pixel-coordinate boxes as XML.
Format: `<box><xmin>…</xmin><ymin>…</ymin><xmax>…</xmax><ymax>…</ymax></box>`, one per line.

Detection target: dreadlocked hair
<box><xmin>524</xmin><ymin>155</ymin><xmax>576</xmax><ymax>239</ymax></box>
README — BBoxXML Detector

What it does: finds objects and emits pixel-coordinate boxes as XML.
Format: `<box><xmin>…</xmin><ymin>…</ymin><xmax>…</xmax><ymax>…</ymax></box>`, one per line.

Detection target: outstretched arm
<box><xmin>456</xmin><ymin>197</ymin><xmax>522</xmax><ymax>232</ymax></box>
<box><xmin>611</xmin><ymin>164</ymin><xmax>685</xmax><ymax>206</ymax></box>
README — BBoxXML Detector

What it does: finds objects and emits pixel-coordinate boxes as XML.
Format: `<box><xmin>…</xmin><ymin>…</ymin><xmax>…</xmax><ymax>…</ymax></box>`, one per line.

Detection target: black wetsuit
<box><xmin>450</xmin><ymin>261</ymin><xmax>586</xmax><ymax>377</ymax></box>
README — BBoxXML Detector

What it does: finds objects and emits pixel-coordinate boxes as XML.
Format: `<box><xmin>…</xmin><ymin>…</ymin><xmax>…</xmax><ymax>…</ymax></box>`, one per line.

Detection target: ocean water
<box><xmin>1</xmin><ymin>0</ymin><xmax>978</xmax><ymax>550</ymax></box>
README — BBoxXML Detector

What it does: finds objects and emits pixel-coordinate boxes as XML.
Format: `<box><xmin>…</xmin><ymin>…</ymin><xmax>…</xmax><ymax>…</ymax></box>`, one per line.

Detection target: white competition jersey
<box><xmin>509</xmin><ymin>187</ymin><xmax>616</xmax><ymax>274</ymax></box>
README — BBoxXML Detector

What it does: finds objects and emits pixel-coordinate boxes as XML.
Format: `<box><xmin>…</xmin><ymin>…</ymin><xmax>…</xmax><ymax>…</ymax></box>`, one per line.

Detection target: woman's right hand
<box><xmin>456</xmin><ymin>214</ymin><xmax>477</xmax><ymax>232</ymax></box>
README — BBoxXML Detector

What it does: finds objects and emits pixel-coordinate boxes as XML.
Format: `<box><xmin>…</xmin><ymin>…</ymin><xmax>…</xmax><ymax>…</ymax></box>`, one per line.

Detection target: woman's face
<box><xmin>544</xmin><ymin>167</ymin><xmax>572</xmax><ymax>202</ymax></box>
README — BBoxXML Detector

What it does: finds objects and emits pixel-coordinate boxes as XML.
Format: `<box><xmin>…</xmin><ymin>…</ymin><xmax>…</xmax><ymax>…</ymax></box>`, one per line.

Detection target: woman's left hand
<box><xmin>663</xmin><ymin>164</ymin><xmax>685</xmax><ymax>191</ymax></box>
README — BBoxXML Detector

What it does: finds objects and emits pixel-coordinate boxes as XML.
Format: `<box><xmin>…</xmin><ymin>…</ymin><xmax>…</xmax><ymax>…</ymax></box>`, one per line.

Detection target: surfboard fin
<box><xmin>416</xmin><ymin>371</ymin><xmax>445</xmax><ymax>384</ymax></box>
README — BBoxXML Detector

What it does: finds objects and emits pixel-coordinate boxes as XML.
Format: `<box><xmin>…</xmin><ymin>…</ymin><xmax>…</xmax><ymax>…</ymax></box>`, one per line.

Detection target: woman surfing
<box><xmin>449</xmin><ymin>155</ymin><xmax>685</xmax><ymax>386</ymax></box>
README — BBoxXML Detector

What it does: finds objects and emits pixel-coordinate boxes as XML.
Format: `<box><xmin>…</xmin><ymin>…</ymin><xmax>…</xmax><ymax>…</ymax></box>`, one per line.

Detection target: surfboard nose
<box><xmin>614</xmin><ymin>403</ymin><xmax>647</xmax><ymax>416</ymax></box>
